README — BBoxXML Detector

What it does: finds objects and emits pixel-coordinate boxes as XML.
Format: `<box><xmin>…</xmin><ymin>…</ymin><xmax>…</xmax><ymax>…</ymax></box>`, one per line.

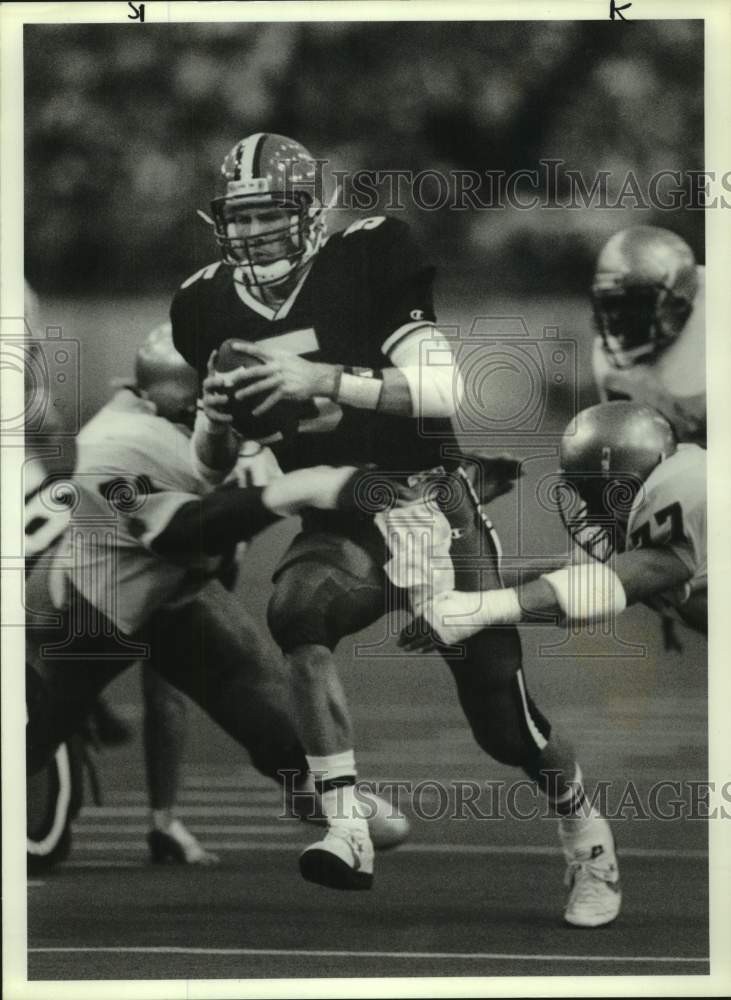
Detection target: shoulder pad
<box><xmin>179</xmin><ymin>261</ymin><xmax>222</xmax><ymax>290</ymax></box>
<box><xmin>333</xmin><ymin>214</ymin><xmax>409</xmax><ymax>245</ymax></box>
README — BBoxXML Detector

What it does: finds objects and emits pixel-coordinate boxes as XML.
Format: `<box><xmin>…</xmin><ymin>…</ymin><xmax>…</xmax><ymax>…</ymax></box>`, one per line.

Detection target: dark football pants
<box><xmin>267</xmin><ymin>465</ymin><xmax>552</xmax><ymax>770</ymax></box>
<box><xmin>25</xmin><ymin>560</ymin><xmax>306</xmax><ymax>783</ymax></box>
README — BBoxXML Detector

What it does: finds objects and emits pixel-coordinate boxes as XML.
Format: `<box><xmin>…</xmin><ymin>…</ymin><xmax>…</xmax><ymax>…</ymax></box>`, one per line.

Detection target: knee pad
<box><xmin>267</xmin><ymin>559</ymin><xmax>384</xmax><ymax>653</ymax></box>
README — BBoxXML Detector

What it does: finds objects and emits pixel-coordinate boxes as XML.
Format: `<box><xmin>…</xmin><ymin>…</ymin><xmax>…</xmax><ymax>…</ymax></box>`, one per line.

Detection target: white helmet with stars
<box><xmin>209</xmin><ymin>133</ymin><xmax>326</xmax><ymax>290</ymax></box>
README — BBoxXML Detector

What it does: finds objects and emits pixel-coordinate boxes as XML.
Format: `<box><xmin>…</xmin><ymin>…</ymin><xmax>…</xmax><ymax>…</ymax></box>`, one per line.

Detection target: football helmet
<box><xmin>557</xmin><ymin>401</ymin><xmax>677</xmax><ymax>560</ymax></box>
<box><xmin>592</xmin><ymin>226</ymin><xmax>698</xmax><ymax>368</ymax></box>
<box><xmin>134</xmin><ymin>322</ymin><xmax>198</xmax><ymax>427</ymax></box>
<box><xmin>209</xmin><ymin>133</ymin><xmax>325</xmax><ymax>290</ymax></box>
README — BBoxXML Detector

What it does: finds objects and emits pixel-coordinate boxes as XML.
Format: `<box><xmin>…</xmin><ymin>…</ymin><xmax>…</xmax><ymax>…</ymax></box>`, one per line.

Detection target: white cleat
<box><xmin>299</xmin><ymin>823</ymin><xmax>374</xmax><ymax>890</ymax></box>
<box><xmin>560</xmin><ymin>816</ymin><xmax>621</xmax><ymax>928</ymax></box>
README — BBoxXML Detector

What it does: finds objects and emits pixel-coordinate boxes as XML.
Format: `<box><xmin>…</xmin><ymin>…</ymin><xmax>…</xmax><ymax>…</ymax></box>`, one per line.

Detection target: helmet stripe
<box><xmin>242</xmin><ymin>132</ymin><xmax>267</xmax><ymax>180</ymax></box>
<box><xmin>233</xmin><ymin>141</ymin><xmax>245</xmax><ymax>180</ymax></box>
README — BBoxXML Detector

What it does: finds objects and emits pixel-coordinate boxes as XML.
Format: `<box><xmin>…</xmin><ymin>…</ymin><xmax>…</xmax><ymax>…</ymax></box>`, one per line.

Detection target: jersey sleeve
<box><xmin>82</xmin><ymin>466</ymin><xmax>205</xmax><ymax>555</ymax></box>
<box><xmin>170</xmin><ymin>286</ymin><xmax>200</xmax><ymax>377</ymax></box>
<box><xmin>170</xmin><ymin>262</ymin><xmax>222</xmax><ymax>380</ymax></box>
<box><xmin>358</xmin><ymin>217</ymin><xmax>437</xmax><ymax>356</ymax></box>
<box><xmin>128</xmin><ymin>493</ymin><xmax>212</xmax><ymax>558</ymax></box>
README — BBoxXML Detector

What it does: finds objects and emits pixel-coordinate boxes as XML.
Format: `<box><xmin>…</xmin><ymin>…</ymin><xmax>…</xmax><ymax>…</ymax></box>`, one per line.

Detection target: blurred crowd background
<box><xmin>25</xmin><ymin>19</ymin><xmax>703</xmax><ymax>297</ymax></box>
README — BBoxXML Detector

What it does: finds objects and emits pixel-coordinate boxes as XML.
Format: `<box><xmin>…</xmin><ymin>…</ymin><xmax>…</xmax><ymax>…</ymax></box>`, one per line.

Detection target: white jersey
<box><xmin>52</xmin><ymin>389</ymin><xmax>224</xmax><ymax>635</ymax></box>
<box><xmin>625</xmin><ymin>444</ymin><xmax>706</xmax><ymax>624</ymax></box>
<box><xmin>24</xmin><ymin>447</ymin><xmax>71</xmax><ymax>559</ymax></box>
<box><xmin>592</xmin><ymin>266</ymin><xmax>706</xmax><ymax>445</ymax></box>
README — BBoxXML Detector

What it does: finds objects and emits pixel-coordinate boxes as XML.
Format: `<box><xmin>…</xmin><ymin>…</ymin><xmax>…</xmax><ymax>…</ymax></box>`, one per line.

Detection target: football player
<box><xmin>413</xmin><ymin>402</ymin><xmax>706</xmax><ymax>642</ymax></box>
<box><xmin>591</xmin><ymin>226</ymin><xmax>705</xmax><ymax>446</ymax></box>
<box><xmin>171</xmin><ymin>133</ymin><xmax>620</xmax><ymax>928</ymax></box>
<box><xmin>25</xmin><ymin>324</ymin><xmax>406</xmax><ymax>866</ymax></box>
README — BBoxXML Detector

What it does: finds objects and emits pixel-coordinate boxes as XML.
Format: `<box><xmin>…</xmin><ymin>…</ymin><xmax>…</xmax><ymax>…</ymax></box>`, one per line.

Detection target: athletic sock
<box><xmin>306</xmin><ymin>750</ymin><xmax>368</xmax><ymax>829</ymax></box>
<box><xmin>552</xmin><ymin>764</ymin><xmax>600</xmax><ymax>837</ymax></box>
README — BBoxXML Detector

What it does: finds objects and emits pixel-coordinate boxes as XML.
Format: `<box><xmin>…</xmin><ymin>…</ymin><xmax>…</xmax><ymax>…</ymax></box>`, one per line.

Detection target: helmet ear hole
<box><xmin>657</xmin><ymin>292</ymin><xmax>692</xmax><ymax>344</ymax></box>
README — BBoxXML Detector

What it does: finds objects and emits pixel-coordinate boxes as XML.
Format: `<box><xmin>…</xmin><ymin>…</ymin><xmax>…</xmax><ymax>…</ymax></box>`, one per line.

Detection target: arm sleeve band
<box><xmin>336</xmin><ymin>372</ymin><xmax>383</xmax><ymax>410</ymax></box>
<box><xmin>389</xmin><ymin>328</ymin><xmax>464</xmax><ymax>418</ymax></box>
<box><xmin>542</xmin><ymin>563</ymin><xmax>627</xmax><ymax>623</ymax></box>
<box><xmin>149</xmin><ymin>485</ymin><xmax>281</xmax><ymax>557</ymax></box>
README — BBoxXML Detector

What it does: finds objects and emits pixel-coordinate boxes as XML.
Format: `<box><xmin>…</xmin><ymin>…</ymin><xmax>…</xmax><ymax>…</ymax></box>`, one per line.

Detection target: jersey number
<box><xmin>630</xmin><ymin>501</ymin><xmax>685</xmax><ymax>549</ymax></box>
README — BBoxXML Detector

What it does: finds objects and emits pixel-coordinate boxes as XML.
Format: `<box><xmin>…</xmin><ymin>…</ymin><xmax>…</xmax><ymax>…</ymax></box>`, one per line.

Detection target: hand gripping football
<box><xmin>215</xmin><ymin>339</ymin><xmax>301</xmax><ymax>441</ymax></box>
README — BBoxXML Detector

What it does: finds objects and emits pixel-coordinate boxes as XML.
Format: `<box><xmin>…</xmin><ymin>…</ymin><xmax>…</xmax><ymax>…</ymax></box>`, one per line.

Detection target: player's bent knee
<box><xmin>267</xmin><ymin>564</ymin><xmax>382</xmax><ymax>654</ymax></box>
<box><xmin>267</xmin><ymin>576</ymin><xmax>330</xmax><ymax>651</ymax></box>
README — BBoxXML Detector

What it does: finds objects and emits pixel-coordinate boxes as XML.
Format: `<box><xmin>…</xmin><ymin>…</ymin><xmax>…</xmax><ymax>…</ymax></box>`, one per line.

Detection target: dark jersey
<box><xmin>171</xmin><ymin>216</ymin><xmax>458</xmax><ymax>473</ymax></box>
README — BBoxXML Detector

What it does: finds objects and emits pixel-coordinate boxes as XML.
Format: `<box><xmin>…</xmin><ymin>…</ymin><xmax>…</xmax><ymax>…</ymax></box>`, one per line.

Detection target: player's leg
<box><xmin>25</xmin><ymin>561</ymin><xmax>135</xmax><ymax>774</ymax></box>
<box><xmin>140</xmin><ymin>666</ymin><xmax>219</xmax><ymax>866</ymax></box>
<box><xmin>387</xmin><ymin>461</ymin><xmax>620</xmax><ymax>926</ymax></box>
<box><xmin>152</xmin><ymin>580</ymin><xmax>406</xmax><ymax>848</ymax></box>
<box><xmin>25</xmin><ymin>562</ymin><xmax>135</xmax><ymax>869</ymax></box>
<box><xmin>144</xmin><ymin>588</ymin><xmax>308</xmax><ymax>785</ymax></box>
<box><xmin>266</xmin><ymin>530</ymin><xmax>391</xmax><ymax>889</ymax></box>
<box><xmin>454</xmin><ymin>464</ymin><xmax>620</xmax><ymax>926</ymax></box>
<box><xmin>87</xmin><ymin>692</ymin><xmax>134</xmax><ymax>747</ymax></box>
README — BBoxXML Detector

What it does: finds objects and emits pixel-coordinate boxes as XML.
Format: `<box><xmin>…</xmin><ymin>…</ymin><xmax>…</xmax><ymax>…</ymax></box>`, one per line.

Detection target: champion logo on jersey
<box><xmin>410</xmin><ymin>309</ymin><xmax>425</xmax><ymax>321</ymax></box>
<box><xmin>450</xmin><ymin>528</ymin><xmax>465</xmax><ymax>540</ymax></box>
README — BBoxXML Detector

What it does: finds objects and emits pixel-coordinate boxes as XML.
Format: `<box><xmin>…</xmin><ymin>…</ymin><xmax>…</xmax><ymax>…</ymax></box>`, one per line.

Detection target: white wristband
<box><xmin>542</xmin><ymin>563</ymin><xmax>627</xmax><ymax>623</ymax></box>
<box><xmin>426</xmin><ymin>587</ymin><xmax>523</xmax><ymax>643</ymax></box>
<box><xmin>336</xmin><ymin>373</ymin><xmax>383</xmax><ymax>410</ymax></box>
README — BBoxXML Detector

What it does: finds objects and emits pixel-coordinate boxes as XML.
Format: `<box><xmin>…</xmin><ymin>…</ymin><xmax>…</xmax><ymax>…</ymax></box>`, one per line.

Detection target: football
<box><xmin>214</xmin><ymin>339</ymin><xmax>302</xmax><ymax>441</ymax></box>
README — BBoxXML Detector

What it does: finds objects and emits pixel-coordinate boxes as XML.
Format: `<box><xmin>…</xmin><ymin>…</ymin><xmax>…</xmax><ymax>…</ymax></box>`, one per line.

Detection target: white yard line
<box><xmin>27</xmin><ymin>945</ymin><xmax>708</xmax><ymax>964</ymax></box>
<box><xmin>74</xmin><ymin>825</ymin><xmax>297</xmax><ymax>836</ymax></box>
<box><xmin>63</xmin><ymin>841</ymin><xmax>706</xmax><ymax>859</ymax></box>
